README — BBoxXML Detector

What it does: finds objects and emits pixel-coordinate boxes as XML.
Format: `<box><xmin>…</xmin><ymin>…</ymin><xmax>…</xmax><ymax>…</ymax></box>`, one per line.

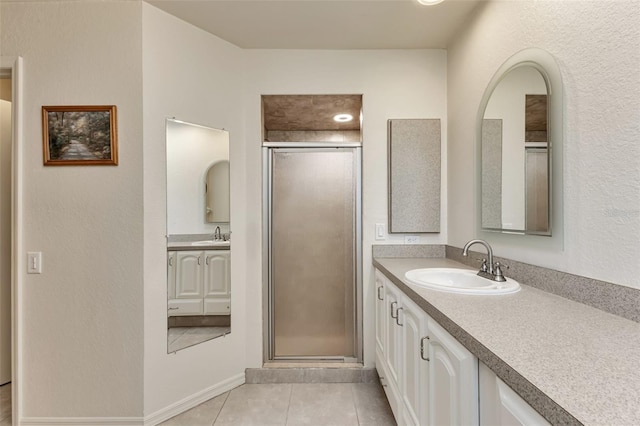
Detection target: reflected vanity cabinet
<box><xmin>167</xmin><ymin>250</ymin><xmax>231</xmax><ymax>316</ymax></box>
<box><xmin>203</xmin><ymin>251</ymin><xmax>231</xmax><ymax>315</ymax></box>
<box><xmin>374</xmin><ymin>269</ymin><xmax>478</xmax><ymax>426</ymax></box>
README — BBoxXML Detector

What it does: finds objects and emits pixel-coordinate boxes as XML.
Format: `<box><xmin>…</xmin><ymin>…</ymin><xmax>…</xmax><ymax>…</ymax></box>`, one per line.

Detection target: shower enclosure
<box><xmin>263</xmin><ymin>146</ymin><xmax>362</xmax><ymax>361</ymax></box>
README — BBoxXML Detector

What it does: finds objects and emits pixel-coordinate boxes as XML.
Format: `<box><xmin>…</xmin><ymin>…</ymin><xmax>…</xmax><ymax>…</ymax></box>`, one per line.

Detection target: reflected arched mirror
<box><xmin>477</xmin><ymin>48</ymin><xmax>563</xmax><ymax>236</ymax></box>
<box><xmin>165</xmin><ymin>119</ymin><xmax>231</xmax><ymax>353</ymax></box>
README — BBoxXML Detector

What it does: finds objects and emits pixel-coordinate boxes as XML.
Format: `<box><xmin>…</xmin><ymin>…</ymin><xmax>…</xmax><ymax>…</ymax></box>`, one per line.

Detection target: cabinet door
<box><xmin>479</xmin><ymin>362</ymin><xmax>550</xmax><ymax>426</ymax></box>
<box><xmin>167</xmin><ymin>251</ymin><xmax>177</xmax><ymax>300</ymax></box>
<box><xmin>204</xmin><ymin>250</ymin><xmax>230</xmax><ymax>297</ymax></box>
<box><xmin>401</xmin><ymin>294</ymin><xmax>429</xmax><ymax>426</ymax></box>
<box><xmin>175</xmin><ymin>251</ymin><xmax>204</xmax><ymax>299</ymax></box>
<box><xmin>429</xmin><ymin>319</ymin><xmax>478</xmax><ymax>426</ymax></box>
<box><xmin>385</xmin><ymin>282</ymin><xmax>402</xmax><ymax>387</ymax></box>
<box><xmin>375</xmin><ymin>270</ymin><xmax>386</xmax><ymax>357</ymax></box>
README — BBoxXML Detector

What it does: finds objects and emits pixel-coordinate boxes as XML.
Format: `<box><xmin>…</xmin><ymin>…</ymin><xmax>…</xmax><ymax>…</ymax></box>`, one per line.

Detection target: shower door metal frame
<box><xmin>262</xmin><ymin>143</ymin><xmax>363</xmax><ymax>363</ymax></box>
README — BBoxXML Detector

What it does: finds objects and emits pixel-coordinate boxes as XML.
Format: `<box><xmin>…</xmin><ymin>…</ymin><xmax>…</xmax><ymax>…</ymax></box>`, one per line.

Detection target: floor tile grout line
<box><xmin>284</xmin><ymin>383</ymin><xmax>294</xmax><ymax>426</ymax></box>
<box><xmin>211</xmin><ymin>389</ymin><xmax>231</xmax><ymax>425</ymax></box>
<box><xmin>350</xmin><ymin>383</ymin><xmax>362</xmax><ymax>426</ymax></box>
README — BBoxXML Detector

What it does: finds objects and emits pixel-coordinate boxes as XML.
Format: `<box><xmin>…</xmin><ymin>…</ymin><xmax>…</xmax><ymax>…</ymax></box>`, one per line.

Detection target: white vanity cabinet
<box><xmin>176</xmin><ymin>251</ymin><xmax>204</xmax><ymax>299</ymax></box>
<box><xmin>375</xmin><ymin>270</ymin><xmax>386</xmax><ymax>358</ymax></box>
<box><xmin>428</xmin><ymin>318</ymin><xmax>478</xmax><ymax>426</ymax></box>
<box><xmin>167</xmin><ymin>251</ymin><xmax>177</xmax><ymax>301</ymax></box>
<box><xmin>203</xmin><ymin>250</ymin><xmax>231</xmax><ymax>314</ymax></box>
<box><xmin>385</xmin><ymin>281</ymin><xmax>402</xmax><ymax>389</ymax></box>
<box><xmin>479</xmin><ymin>363</ymin><xmax>550</xmax><ymax>426</ymax></box>
<box><xmin>374</xmin><ymin>269</ymin><xmax>478</xmax><ymax>426</ymax></box>
<box><xmin>399</xmin><ymin>294</ymin><xmax>429</xmax><ymax>426</ymax></box>
<box><xmin>168</xmin><ymin>250</ymin><xmax>231</xmax><ymax>316</ymax></box>
<box><xmin>375</xmin><ymin>270</ymin><xmax>402</xmax><ymax>418</ymax></box>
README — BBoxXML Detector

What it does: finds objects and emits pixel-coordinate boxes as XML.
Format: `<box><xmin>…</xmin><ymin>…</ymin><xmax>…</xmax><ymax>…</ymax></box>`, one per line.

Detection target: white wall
<box><xmin>0</xmin><ymin>0</ymin><xmax>144</xmax><ymax>419</ymax></box>
<box><xmin>448</xmin><ymin>0</ymin><xmax>640</xmax><ymax>288</ymax></box>
<box><xmin>243</xmin><ymin>49</ymin><xmax>448</xmax><ymax>367</ymax></box>
<box><xmin>142</xmin><ymin>3</ymin><xmax>248</xmax><ymax>418</ymax></box>
<box><xmin>166</xmin><ymin>120</ymin><xmax>229</xmax><ymax>235</ymax></box>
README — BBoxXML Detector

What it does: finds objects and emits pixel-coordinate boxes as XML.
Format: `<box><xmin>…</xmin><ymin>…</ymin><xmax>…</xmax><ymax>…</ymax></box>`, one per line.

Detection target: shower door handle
<box><xmin>377</xmin><ymin>286</ymin><xmax>384</xmax><ymax>300</ymax></box>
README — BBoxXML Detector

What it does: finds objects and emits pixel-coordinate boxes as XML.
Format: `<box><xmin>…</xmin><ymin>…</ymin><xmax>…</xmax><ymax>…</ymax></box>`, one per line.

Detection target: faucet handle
<box><xmin>493</xmin><ymin>262</ymin><xmax>509</xmax><ymax>282</ymax></box>
<box><xmin>475</xmin><ymin>258</ymin><xmax>488</xmax><ymax>272</ymax></box>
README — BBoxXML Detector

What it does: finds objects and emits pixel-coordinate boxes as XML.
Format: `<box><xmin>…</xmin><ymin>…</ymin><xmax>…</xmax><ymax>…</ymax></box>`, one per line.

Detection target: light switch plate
<box><xmin>375</xmin><ymin>223</ymin><xmax>386</xmax><ymax>240</ymax></box>
<box><xmin>27</xmin><ymin>252</ymin><xmax>42</xmax><ymax>274</ymax></box>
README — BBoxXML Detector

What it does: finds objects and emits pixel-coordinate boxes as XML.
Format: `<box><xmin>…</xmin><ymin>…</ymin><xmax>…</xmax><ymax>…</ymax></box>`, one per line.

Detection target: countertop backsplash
<box><xmin>168</xmin><ymin>233</ymin><xmax>216</xmax><ymax>243</ymax></box>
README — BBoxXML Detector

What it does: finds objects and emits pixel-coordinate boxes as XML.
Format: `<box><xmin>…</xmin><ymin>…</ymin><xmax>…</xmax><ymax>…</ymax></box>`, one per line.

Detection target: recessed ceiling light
<box><xmin>417</xmin><ymin>0</ymin><xmax>445</xmax><ymax>5</ymax></box>
<box><xmin>333</xmin><ymin>114</ymin><xmax>353</xmax><ymax>123</ymax></box>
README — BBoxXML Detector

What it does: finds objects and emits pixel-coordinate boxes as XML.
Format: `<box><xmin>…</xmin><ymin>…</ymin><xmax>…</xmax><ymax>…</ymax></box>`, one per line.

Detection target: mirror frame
<box><xmin>476</xmin><ymin>48</ymin><xmax>563</xmax><ymax>238</ymax></box>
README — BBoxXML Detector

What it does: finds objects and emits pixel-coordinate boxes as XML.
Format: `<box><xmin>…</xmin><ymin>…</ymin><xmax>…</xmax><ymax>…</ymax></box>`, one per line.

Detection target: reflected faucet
<box><xmin>214</xmin><ymin>226</ymin><xmax>221</xmax><ymax>241</ymax></box>
<box><xmin>462</xmin><ymin>240</ymin><xmax>506</xmax><ymax>282</ymax></box>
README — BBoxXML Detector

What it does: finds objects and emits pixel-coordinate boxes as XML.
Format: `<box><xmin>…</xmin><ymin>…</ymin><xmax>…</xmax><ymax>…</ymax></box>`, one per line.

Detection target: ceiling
<box><xmin>147</xmin><ymin>0</ymin><xmax>482</xmax><ymax>49</ymax></box>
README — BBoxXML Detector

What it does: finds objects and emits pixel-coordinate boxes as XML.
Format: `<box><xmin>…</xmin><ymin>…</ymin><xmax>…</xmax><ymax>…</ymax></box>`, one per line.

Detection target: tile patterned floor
<box><xmin>161</xmin><ymin>383</ymin><xmax>396</xmax><ymax>426</ymax></box>
<box><xmin>0</xmin><ymin>383</ymin><xmax>11</xmax><ymax>426</ymax></box>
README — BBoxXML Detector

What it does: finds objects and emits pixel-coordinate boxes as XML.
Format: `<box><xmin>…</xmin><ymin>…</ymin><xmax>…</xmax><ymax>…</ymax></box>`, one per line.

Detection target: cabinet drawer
<box><xmin>168</xmin><ymin>299</ymin><xmax>203</xmax><ymax>316</ymax></box>
<box><xmin>204</xmin><ymin>298</ymin><xmax>231</xmax><ymax>315</ymax></box>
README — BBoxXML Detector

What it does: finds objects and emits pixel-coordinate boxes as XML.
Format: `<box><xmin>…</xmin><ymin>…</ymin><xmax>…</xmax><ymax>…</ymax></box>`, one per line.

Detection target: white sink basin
<box><xmin>404</xmin><ymin>268</ymin><xmax>520</xmax><ymax>295</ymax></box>
<box><xmin>190</xmin><ymin>240</ymin><xmax>230</xmax><ymax>246</ymax></box>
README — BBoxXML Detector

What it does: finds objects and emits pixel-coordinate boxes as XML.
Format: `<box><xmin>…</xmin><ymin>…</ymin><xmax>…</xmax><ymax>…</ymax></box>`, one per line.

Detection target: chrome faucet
<box><xmin>214</xmin><ymin>226</ymin><xmax>221</xmax><ymax>241</ymax></box>
<box><xmin>462</xmin><ymin>239</ymin><xmax>507</xmax><ymax>282</ymax></box>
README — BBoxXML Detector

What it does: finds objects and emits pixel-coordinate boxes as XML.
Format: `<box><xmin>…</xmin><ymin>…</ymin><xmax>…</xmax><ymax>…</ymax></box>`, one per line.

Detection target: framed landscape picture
<box><xmin>42</xmin><ymin>105</ymin><xmax>118</xmax><ymax>166</ymax></box>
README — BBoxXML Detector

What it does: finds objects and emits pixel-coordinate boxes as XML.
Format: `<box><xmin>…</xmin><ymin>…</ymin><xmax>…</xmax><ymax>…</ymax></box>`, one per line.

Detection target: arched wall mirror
<box><xmin>165</xmin><ymin>118</ymin><xmax>231</xmax><ymax>353</ymax></box>
<box><xmin>477</xmin><ymin>48</ymin><xmax>563</xmax><ymax>236</ymax></box>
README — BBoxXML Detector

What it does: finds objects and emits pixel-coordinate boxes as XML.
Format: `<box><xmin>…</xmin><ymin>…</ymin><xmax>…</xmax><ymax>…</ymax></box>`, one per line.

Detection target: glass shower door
<box><xmin>269</xmin><ymin>148</ymin><xmax>358</xmax><ymax>359</ymax></box>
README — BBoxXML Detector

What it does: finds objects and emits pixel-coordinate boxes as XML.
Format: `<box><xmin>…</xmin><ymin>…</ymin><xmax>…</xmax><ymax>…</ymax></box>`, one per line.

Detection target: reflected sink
<box><xmin>190</xmin><ymin>240</ymin><xmax>230</xmax><ymax>246</ymax></box>
<box><xmin>404</xmin><ymin>268</ymin><xmax>520</xmax><ymax>295</ymax></box>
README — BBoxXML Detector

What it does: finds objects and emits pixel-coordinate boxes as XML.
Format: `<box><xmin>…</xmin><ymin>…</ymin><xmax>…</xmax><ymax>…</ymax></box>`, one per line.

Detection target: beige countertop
<box><xmin>167</xmin><ymin>241</ymin><xmax>230</xmax><ymax>251</ymax></box>
<box><xmin>373</xmin><ymin>257</ymin><xmax>640</xmax><ymax>426</ymax></box>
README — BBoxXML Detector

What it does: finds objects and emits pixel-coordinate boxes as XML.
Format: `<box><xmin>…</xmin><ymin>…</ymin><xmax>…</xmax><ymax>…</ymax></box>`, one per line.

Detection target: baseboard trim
<box><xmin>19</xmin><ymin>373</ymin><xmax>245</xmax><ymax>426</ymax></box>
<box><xmin>21</xmin><ymin>417</ymin><xmax>143</xmax><ymax>425</ymax></box>
<box><xmin>143</xmin><ymin>372</ymin><xmax>245</xmax><ymax>425</ymax></box>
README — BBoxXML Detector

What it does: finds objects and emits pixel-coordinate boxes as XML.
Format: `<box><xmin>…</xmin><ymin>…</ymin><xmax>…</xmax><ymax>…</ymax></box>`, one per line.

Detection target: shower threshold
<box><xmin>263</xmin><ymin>361</ymin><xmax>363</xmax><ymax>369</ymax></box>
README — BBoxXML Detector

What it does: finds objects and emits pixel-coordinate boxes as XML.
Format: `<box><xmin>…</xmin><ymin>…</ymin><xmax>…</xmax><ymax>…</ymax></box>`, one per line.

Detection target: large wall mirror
<box><xmin>477</xmin><ymin>48</ymin><xmax>563</xmax><ymax>236</ymax></box>
<box><xmin>165</xmin><ymin>118</ymin><xmax>231</xmax><ymax>353</ymax></box>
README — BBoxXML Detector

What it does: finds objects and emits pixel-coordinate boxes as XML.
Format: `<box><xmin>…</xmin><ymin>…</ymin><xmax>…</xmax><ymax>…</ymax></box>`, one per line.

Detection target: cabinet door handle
<box><xmin>377</xmin><ymin>286</ymin><xmax>384</xmax><ymax>300</ymax></box>
<box><xmin>205</xmin><ymin>256</ymin><xmax>210</xmax><ymax>266</ymax></box>
<box><xmin>168</xmin><ymin>257</ymin><xmax>173</xmax><ymax>267</ymax></box>
<box><xmin>168</xmin><ymin>307</ymin><xmax>179</xmax><ymax>311</ymax></box>
<box><xmin>396</xmin><ymin>307</ymin><xmax>403</xmax><ymax>326</ymax></box>
<box><xmin>197</xmin><ymin>256</ymin><xmax>201</xmax><ymax>265</ymax></box>
<box><xmin>390</xmin><ymin>301</ymin><xmax>398</xmax><ymax>319</ymax></box>
<box><xmin>420</xmin><ymin>336</ymin><xmax>430</xmax><ymax>361</ymax></box>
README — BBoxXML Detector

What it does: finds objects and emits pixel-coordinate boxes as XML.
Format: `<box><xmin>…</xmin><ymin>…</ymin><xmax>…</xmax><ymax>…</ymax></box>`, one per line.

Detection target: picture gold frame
<box><xmin>42</xmin><ymin>105</ymin><xmax>118</xmax><ymax>166</ymax></box>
